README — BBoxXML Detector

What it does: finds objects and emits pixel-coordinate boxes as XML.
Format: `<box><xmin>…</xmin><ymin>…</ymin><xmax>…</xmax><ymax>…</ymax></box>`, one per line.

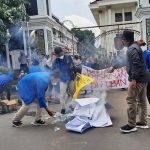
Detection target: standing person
<box><xmin>18</xmin><ymin>50</ymin><xmax>29</xmax><ymax>73</ymax></box>
<box><xmin>18</xmin><ymin>70</ymin><xmax>27</xmax><ymax>81</ymax></box>
<box><xmin>137</xmin><ymin>39</ymin><xmax>150</xmax><ymax>117</ymax></box>
<box><xmin>46</xmin><ymin>52</ymin><xmax>60</xmax><ymax>104</ymax></box>
<box><xmin>11</xmin><ymin>69</ymin><xmax>62</xmax><ymax>127</ymax></box>
<box><xmin>53</xmin><ymin>47</ymin><xmax>77</xmax><ymax>114</ymax></box>
<box><xmin>108</xmin><ymin>30</ymin><xmax>150</xmax><ymax>133</ymax></box>
<box><xmin>73</xmin><ymin>55</ymin><xmax>82</xmax><ymax>73</ymax></box>
<box><xmin>0</xmin><ymin>72</ymin><xmax>13</xmax><ymax>100</ymax></box>
<box><xmin>29</xmin><ymin>58</ymin><xmax>45</xmax><ymax>73</ymax></box>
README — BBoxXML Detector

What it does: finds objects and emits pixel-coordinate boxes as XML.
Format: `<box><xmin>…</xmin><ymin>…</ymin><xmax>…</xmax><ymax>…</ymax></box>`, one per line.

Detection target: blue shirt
<box><xmin>143</xmin><ymin>50</ymin><xmax>150</xmax><ymax>72</ymax></box>
<box><xmin>0</xmin><ymin>72</ymin><xmax>13</xmax><ymax>90</ymax></box>
<box><xmin>58</xmin><ymin>59</ymin><xmax>72</xmax><ymax>82</ymax></box>
<box><xmin>17</xmin><ymin>72</ymin><xmax>50</xmax><ymax>108</ymax></box>
<box><xmin>29</xmin><ymin>65</ymin><xmax>45</xmax><ymax>73</ymax></box>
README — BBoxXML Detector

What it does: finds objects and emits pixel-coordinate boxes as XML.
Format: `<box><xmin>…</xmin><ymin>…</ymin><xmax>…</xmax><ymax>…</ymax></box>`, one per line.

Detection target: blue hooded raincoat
<box><xmin>17</xmin><ymin>72</ymin><xmax>50</xmax><ymax>108</ymax></box>
<box><xmin>0</xmin><ymin>72</ymin><xmax>13</xmax><ymax>90</ymax></box>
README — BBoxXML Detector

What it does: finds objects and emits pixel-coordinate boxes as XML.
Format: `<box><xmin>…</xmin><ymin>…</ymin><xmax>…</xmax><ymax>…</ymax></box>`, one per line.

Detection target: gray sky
<box><xmin>51</xmin><ymin>0</ymin><xmax>100</xmax><ymax>47</ymax></box>
<box><xmin>51</xmin><ymin>0</ymin><xmax>97</xmax><ymax>26</ymax></box>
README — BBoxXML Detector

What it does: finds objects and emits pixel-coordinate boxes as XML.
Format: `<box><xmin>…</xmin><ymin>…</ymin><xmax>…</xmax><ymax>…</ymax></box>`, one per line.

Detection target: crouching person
<box><xmin>12</xmin><ymin>69</ymin><xmax>62</xmax><ymax>127</ymax></box>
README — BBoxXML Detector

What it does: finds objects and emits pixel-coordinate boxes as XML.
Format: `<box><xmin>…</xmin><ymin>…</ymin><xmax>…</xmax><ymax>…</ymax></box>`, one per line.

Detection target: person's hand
<box><xmin>130</xmin><ymin>79</ymin><xmax>136</xmax><ymax>90</ymax></box>
<box><xmin>47</xmin><ymin>109</ymin><xmax>55</xmax><ymax>116</ymax></box>
<box><xmin>45</xmin><ymin>97</ymin><xmax>50</xmax><ymax>102</ymax></box>
<box><xmin>106</xmin><ymin>67</ymin><xmax>115</xmax><ymax>73</ymax></box>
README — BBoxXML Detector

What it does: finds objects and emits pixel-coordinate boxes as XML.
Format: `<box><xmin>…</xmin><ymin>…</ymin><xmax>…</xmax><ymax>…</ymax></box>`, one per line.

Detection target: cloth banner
<box><xmin>82</xmin><ymin>66</ymin><xmax>129</xmax><ymax>90</ymax></box>
<box><xmin>73</xmin><ymin>74</ymin><xmax>94</xmax><ymax>99</ymax></box>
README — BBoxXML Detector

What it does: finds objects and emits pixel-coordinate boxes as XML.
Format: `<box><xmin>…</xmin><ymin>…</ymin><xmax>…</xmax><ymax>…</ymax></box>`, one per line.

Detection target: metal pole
<box><xmin>72</xmin><ymin>31</ymin><xmax>74</xmax><ymax>56</ymax></box>
<box><xmin>73</xmin><ymin>22</ymin><xmax>141</xmax><ymax>29</ymax></box>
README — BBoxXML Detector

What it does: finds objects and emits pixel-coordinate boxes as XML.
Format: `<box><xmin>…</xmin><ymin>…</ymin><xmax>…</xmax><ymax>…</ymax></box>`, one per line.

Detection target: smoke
<box><xmin>84</xmin><ymin>90</ymin><xmax>107</xmax><ymax>106</ymax></box>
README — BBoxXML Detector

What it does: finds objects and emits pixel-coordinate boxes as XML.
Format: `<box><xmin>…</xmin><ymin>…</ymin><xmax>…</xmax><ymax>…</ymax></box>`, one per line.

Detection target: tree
<box><xmin>72</xmin><ymin>28</ymin><xmax>96</xmax><ymax>54</ymax></box>
<box><xmin>0</xmin><ymin>0</ymin><xmax>30</xmax><ymax>45</ymax></box>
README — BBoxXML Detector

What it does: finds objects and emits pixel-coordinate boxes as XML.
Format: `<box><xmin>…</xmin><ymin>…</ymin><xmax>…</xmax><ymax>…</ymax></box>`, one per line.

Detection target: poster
<box><xmin>82</xmin><ymin>66</ymin><xmax>129</xmax><ymax>90</ymax></box>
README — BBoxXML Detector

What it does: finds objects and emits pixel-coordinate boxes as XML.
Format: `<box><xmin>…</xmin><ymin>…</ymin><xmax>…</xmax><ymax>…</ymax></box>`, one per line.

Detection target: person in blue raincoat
<box><xmin>12</xmin><ymin>69</ymin><xmax>62</xmax><ymax>127</ymax></box>
<box><xmin>0</xmin><ymin>72</ymin><xmax>13</xmax><ymax>100</ymax></box>
<box><xmin>29</xmin><ymin>58</ymin><xmax>45</xmax><ymax>73</ymax></box>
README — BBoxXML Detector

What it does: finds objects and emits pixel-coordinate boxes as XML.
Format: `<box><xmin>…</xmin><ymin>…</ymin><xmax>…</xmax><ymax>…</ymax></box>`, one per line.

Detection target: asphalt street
<box><xmin>0</xmin><ymin>89</ymin><xmax>150</xmax><ymax>150</ymax></box>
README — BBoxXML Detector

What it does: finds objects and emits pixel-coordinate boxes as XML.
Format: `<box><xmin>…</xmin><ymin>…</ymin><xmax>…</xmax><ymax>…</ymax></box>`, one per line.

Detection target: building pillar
<box><xmin>98</xmin><ymin>10</ymin><xmax>102</xmax><ymax>26</ymax></box>
<box><xmin>107</xmin><ymin>6</ymin><xmax>111</xmax><ymax>25</ymax></box>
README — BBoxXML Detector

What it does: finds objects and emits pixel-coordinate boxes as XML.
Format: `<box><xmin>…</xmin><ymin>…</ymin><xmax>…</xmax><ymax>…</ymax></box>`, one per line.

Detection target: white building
<box><xmin>89</xmin><ymin>0</ymin><xmax>141</xmax><ymax>56</ymax></box>
<box><xmin>9</xmin><ymin>0</ymin><xmax>77</xmax><ymax>70</ymax></box>
<box><xmin>135</xmin><ymin>0</ymin><xmax>150</xmax><ymax>50</ymax></box>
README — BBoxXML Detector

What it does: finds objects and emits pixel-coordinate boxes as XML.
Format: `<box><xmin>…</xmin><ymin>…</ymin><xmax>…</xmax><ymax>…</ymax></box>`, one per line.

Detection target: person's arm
<box><xmin>129</xmin><ymin>48</ymin><xmax>141</xmax><ymax>81</ymax></box>
<box><xmin>37</xmin><ymin>80</ymin><xmax>54</xmax><ymax>116</ymax></box>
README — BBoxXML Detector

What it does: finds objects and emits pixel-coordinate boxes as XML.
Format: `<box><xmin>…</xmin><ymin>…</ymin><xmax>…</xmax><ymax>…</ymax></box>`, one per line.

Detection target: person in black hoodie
<box><xmin>52</xmin><ymin>47</ymin><xmax>77</xmax><ymax>114</ymax></box>
<box><xmin>108</xmin><ymin>30</ymin><xmax>150</xmax><ymax>133</ymax></box>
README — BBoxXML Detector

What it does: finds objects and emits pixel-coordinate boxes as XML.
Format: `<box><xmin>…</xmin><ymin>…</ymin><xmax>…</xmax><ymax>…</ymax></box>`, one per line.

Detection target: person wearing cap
<box><xmin>18</xmin><ymin>50</ymin><xmax>29</xmax><ymax>73</ymax></box>
<box><xmin>12</xmin><ymin>69</ymin><xmax>62</xmax><ymax>127</ymax></box>
<box><xmin>108</xmin><ymin>30</ymin><xmax>150</xmax><ymax>133</ymax></box>
<box><xmin>52</xmin><ymin>47</ymin><xmax>77</xmax><ymax>114</ymax></box>
<box><xmin>29</xmin><ymin>58</ymin><xmax>45</xmax><ymax>73</ymax></box>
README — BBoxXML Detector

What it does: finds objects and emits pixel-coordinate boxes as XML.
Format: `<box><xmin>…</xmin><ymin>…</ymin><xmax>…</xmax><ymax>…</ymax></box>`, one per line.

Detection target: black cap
<box><xmin>121</xmin><ymin>30</ymin><xmax>134</xmax><ymax>41</ymax></box>
<box><xmin>54</xmin><ymin>47</ymin><xmax>63</xmax><ymax>54</ymax></box>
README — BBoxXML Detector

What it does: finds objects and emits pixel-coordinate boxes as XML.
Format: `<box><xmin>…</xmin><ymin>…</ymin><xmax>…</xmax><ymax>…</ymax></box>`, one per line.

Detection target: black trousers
<box><xmin>0</xmin><ymin>82</ymin><xmax>12</xmax><ymax>100</ymax></box>
<box><xmin>147</xmin><ymin>82</ymin><xmax>150</xmax><ymax>104</ymax></box>
<box><xmin>20</xmin><ymin>64</ymin><xmax>28</xmax><ymax>73</ymax></box>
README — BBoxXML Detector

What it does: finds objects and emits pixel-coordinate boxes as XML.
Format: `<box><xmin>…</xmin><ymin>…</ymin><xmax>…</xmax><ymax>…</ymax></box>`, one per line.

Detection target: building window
<box><xmin>46</xmin><ymin>0</ymin><xmax>49</xmax><ymax>16</ymax></box>
<box><xmin>115</xmin><ymin>13</ymin><xmax>123</xmax><ymax>22</ymax></box>
<box><xmin>149</xmin><ymin>0</ymin><xmax>150</xmax><ymax>4</ymax></box>
<box><xmin>125</xmin><ymin>12</ymin><xmax>132</xmax><ymax>21</ymax></box>
<box><xmin>26</xmin><ymin>0</ymin><xmax>38</xmax><ymax>16</ymax></box>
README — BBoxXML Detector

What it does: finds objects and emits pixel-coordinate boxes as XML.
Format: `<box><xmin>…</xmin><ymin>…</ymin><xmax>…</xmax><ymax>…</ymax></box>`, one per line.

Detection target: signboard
<box><xmin>82</xmin><ymin>66</ymin><xmax>129</xmax><ymax>90</ymax></box>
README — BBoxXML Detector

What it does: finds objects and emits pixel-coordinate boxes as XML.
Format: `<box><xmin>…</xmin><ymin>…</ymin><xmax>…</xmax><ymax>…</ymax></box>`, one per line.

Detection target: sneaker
<box><xmin>120</xmin><ymin>124</ymin><xmax>137</xmax><ymax>133</ymax></box>
<box><xmin>61</xmin><ymin>109</ymin><xmax>65</xmax><ymax>114</ymax></box>
<box><xmin>11</xmin><ymin>121</ymin><xmax>24</xmax><ymax>128</ymax></box>
<box><xmin>136</xmin><ymin>122</ymin><xmax>149</xmax><ymax>129</ymax></box>
<box><xmin>33</xmin><ymin>119</ymin><xmax>47</xmax><ymax>126</ymax></box>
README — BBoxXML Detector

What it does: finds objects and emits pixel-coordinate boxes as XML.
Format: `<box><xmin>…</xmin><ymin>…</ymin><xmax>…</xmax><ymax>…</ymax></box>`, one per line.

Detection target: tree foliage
<box><xmin>72</xmin><ymin>28</ymin><xmax>96</xmax><ymax>54</ymax></box>
<box><xmin>0</xmin><ymin>0</ymin><xmax>30</xmax><ymax>45</ymax></box>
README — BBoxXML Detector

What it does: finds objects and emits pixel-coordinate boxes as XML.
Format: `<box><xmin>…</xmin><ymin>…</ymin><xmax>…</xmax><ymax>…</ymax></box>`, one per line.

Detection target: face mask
<box><xmin>141</xmin><ymin>47</ymin><xmax>145</xmax><ymax>51</ymax></box>
<box><xmin>21</xmin><ymin>72</ymin><xmax>24</xmax><ymax>75</ymax></box>
<box><xmin>52</xmin><ymin>81</ymin><xmax>57</xmax><ymax>86</ymax></box>
<box><xmin>59</xmin><ymin>56</ymin><xmax>64</xmax><ymax>59</ymax></box>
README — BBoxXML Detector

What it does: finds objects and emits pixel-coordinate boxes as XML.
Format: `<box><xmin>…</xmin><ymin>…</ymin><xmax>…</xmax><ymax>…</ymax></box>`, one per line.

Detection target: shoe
<box><xmin>120</xmin><ymin>124</ymin><xmax>137</xmax><ymax>133</ymax></box>
<box><xmin>33</xmin><ymin>119</ymin><xmax>47</xmax><ymax>126</ymax></box>
<box><xmin>136</xmin><ymin>122</ymin><xmax>149</xmax><ymax>129</ymax></box>
<box><xmin>147</xmin><ymin>115</ymin><xmax>150</xmax><ymax>118</ymax></box>
<box><xmin>11</xmin><ymin>121</ymin><xmax>24</xmax><ymax>127</ymax></box>
<box><xmin>61</xmin><ymin>109</ymin><xmax>65</xmax><ymax>114</ymax></box>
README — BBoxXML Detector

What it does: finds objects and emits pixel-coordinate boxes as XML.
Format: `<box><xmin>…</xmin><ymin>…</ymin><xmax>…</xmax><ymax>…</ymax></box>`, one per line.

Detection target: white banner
<box><xmin>82</xmin><ymin>66</ymin><xmax>129</xmax><ymax>90</ymax></box>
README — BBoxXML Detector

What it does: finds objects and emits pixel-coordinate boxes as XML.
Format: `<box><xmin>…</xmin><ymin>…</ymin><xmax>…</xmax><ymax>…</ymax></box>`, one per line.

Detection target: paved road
<box><xmin>0</xmin><ymin>89</ymin><xmax>150</xmax><ymax>150</ymax></box>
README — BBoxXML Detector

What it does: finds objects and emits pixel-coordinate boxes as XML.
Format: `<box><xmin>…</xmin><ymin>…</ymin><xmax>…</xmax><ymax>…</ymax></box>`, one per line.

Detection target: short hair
<box><xmin>50</xmin><ymin>69</ymin><xmax>62</xmax><ymax>79</ymax></box>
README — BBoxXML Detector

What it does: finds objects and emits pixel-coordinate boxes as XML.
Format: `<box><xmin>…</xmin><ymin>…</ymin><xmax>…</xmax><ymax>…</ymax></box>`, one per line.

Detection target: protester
<box><xmin>53</xmin><ymin>47</ymin><xmax>77</xmax><ymax>114</ymax></box>
<box><xmin>18</xmin><ymin>70</ymin><xmax>27</xmax><ymax>81</ymax></box>
<box><xmin>73</xmin><ymin>55</ymin><xmax>82</xmax><ymax>73</ymax></box>
<box><xmin>29</xmin><ymin>58</ymin><xmax>45</xmax><ymax>73</ymax></box>
<box><xmin>137</xmin><ymin>39</ymin><xmax>150</xmax><ymax>118</ymax></box>
<box><xmin>0</xmin><ymin>72</ymin><xmax>13</xmax><ymax>100</ymax></box>
<box><xmin>108</xmin><ymin>30</ymin><xmax>150</xmax><ymax>133</ymax></box>
<box><xmin>12</xmin><ymin>69</ymin><xmax>62</xmax><ymax>127</ymax></box>
<box><xmin>46</xmin><ymin>52</ymin><xmax>60</xmax><ymax>104</ymax></box>
<box><xmin>39</xmin><ymin>53</ymin><xmax>47</xmax><ymax>67</ymax></box>
<box><xmin>18</xmin><ymin>50</ymin><xmax>29</xmax><ymax>73</ymax></box>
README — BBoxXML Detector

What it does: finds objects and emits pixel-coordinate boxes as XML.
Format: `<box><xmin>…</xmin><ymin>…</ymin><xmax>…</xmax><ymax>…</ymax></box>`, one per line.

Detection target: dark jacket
<box><xmin>52</xmin><ymin>55</ymin><xmax>76</xmax><ymax>81</ymax></box>
<box><xmin>113</xmin><ymin>42</ymin><xmax>150</xmax><ymax>83</ymax></box>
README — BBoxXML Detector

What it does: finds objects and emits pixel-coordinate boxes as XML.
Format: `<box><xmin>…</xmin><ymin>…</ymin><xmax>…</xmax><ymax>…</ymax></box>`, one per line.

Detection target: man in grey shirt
<box><xmin>108</xmin><ymin>30</ymin><xmax>150</xmax><ymax>133</ymax></box>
